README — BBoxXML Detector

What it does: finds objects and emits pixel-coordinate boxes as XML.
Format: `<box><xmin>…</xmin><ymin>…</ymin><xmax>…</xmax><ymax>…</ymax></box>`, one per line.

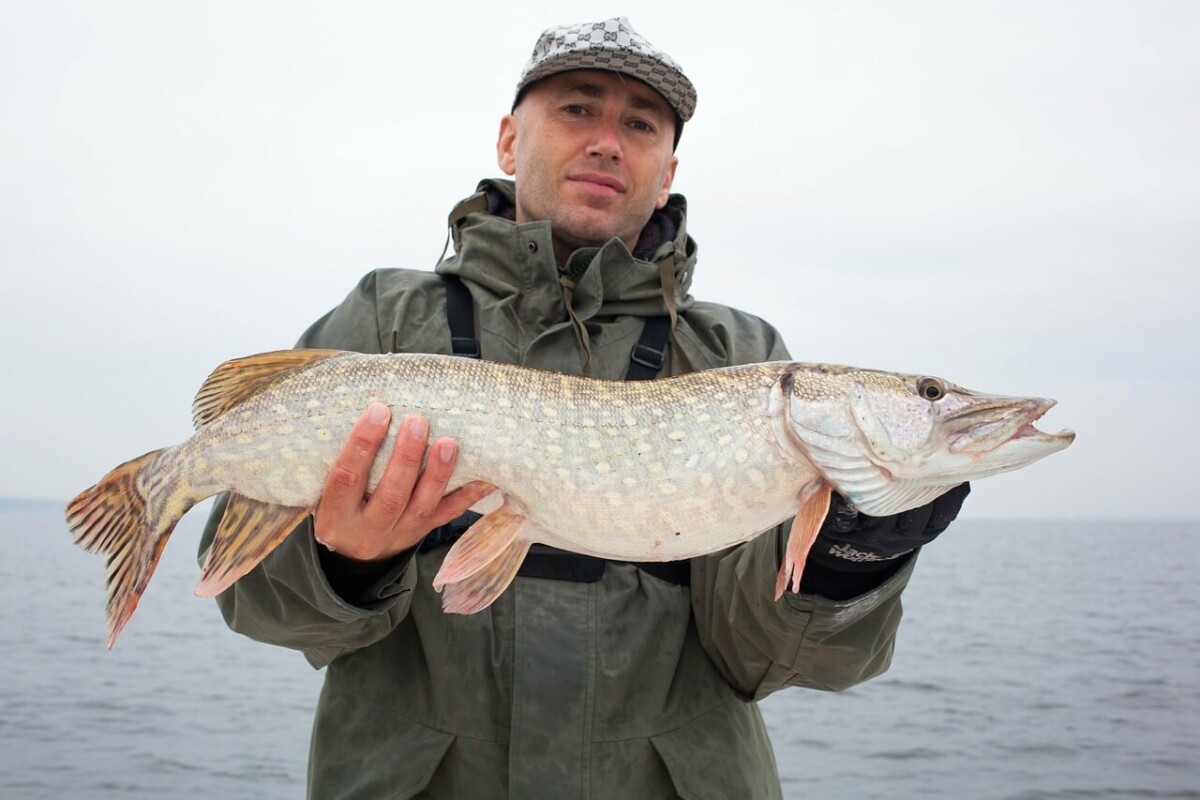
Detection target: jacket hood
<box><xmin>437</xmin><ymin>179</ymin><xmax>697</xmax><ymax>322</ymax></box>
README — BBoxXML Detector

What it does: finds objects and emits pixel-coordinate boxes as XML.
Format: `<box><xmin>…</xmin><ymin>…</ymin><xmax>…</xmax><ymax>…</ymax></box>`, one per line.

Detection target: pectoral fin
<box><xmin>774</xmin><ymin>479</ymin><xmax>833</xmax><ymax>600</ymax></box>
<box><xmin>432</xmin><ymin>504</ymin><xmax>532</xmax><ymax>614</ymax></box>
<box><xmin>195</xmin><ymin>493</ymin><xmax>311</xmax><ymax>597</ymax></box>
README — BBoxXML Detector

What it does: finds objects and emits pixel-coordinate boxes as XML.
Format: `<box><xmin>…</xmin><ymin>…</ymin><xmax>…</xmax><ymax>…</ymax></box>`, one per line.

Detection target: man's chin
<box><xmin>552</xmin><ymin>212</ymin><xmax>643</xmax><ymax>252</ymax></box>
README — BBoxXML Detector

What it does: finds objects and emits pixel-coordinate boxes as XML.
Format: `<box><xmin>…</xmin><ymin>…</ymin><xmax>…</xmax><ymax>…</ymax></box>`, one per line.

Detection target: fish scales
<box><xmin>189</xmin><ymin>353</ymin><xmax>808</xmax><ymax>561</ymax></box>
<box><xmin>67</xmin><ymin>349</ymin><xmax>1074</xmax><ymax>646</ymax></box>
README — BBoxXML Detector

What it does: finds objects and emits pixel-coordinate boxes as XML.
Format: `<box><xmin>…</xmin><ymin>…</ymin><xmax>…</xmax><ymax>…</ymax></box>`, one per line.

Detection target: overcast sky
<box><xmin>2</xmin><ymin>1</ymin><xmax>1196</xmax><ymax>519</ymax></box>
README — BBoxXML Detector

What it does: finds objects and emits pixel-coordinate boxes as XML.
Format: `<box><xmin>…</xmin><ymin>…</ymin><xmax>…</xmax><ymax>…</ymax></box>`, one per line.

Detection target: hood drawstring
<box><xmin>558</xmin><ymin>274</ymin><xmax>593</xmax><ymax>376</ymax></box>
<box><xmin>659</xmin><ymin>254</ymin><xmax>694</xmax><ymax>374</ymax></box>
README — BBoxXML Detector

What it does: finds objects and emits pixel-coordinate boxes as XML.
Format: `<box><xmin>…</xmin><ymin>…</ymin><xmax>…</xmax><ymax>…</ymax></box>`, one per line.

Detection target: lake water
<box><xmin>2</xmin><ymin>503</ymin><xmax>1197</xmax><ymax>799</ymax></box>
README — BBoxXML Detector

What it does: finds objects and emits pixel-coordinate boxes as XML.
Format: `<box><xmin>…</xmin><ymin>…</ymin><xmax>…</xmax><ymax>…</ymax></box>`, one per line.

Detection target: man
<box><xmin>201</xmin><ymin>17</ymin><xmax>968</xmax><ymax>799</ymax></box>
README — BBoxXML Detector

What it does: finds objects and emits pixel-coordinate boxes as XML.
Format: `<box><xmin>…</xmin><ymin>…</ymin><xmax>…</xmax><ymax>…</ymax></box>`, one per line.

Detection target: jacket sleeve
<box><xmin>198</xmin><ymin>271</ymin><xmax>419</xmax><ymax>668</ymax></box>
<box><xmin>691</xmin><ymin>526</ymin><xmax>913</xmax><ymax>698</ymax></box>
<box><xmin>683</xmin><ymin>309</ymin><xmax>913</xmax><ymax>698</ymax></box>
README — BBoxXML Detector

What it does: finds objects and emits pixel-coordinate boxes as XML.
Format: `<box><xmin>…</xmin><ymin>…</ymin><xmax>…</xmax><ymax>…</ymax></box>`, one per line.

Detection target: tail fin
<box><xmin>66</xmin><ymin>449</ymin><xmax>182</xmax><ymax>649</ymax></box>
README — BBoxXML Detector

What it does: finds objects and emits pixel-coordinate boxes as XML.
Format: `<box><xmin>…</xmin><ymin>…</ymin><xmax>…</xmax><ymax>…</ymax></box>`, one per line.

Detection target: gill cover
<box><xmin>773</xmin><ymin>365</ymin><xmax>962</xmax><ymax>517</ymax></box>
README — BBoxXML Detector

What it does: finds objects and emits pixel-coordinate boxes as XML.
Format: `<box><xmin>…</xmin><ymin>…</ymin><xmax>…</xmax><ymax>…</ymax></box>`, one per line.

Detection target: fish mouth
<box><xmin>948</xmin><ymin>397</ymin><xmax>1075</xmax><ymax>455</ymax></box>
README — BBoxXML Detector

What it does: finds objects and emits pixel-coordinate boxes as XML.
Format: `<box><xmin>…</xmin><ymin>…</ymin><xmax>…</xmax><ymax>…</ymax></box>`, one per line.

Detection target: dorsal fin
<box><xmin>192</xmin><ymin>349</ymin><xmax>348</xmax><ymax>428</ymax></box>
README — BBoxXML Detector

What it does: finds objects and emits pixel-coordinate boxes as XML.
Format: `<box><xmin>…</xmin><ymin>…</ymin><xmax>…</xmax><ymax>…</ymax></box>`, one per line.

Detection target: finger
<box><xmin>392</xmin><ymin>437</ymin><xmax>460</xmax><ymax>527</ymax></box>
<box><xmin>426</xmin><ymin>481</ymin><xmax>498</xmax><ymax>529</ymax></box>
<box><xmin>320</xmin><ymin>403</ymin><xmax>393</xmax><ymax>517</ymax></box>
<box><xmin>362</xmin><ymin>415</ymin><xmax>431</xmax><ymax>529</ymax></box>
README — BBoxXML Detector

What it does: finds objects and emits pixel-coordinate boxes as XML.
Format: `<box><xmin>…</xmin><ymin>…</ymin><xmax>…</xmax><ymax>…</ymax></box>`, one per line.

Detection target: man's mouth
<box><xmin>568</xmin><ymin>172</ymin><xmax>626</xmax><ymax>195</ymax></box>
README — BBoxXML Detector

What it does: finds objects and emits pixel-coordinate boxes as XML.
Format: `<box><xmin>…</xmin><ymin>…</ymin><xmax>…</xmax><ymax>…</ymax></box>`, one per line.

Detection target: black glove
<box><xmin>807</xmin><ymin>482</ymin><xmax>971</xmax><ymax>573</ymax></box>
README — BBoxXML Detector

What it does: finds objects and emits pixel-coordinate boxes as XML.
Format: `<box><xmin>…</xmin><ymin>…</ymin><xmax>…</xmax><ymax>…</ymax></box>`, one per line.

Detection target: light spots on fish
<box><xmin>596</xmin><ymin>462</ymin><xmax>612</xmax><ymax>474</ymax></box>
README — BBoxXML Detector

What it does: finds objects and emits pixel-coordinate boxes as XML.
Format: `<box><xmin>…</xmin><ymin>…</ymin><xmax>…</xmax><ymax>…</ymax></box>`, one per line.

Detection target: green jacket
<box><xmin>201</xmin><ymin>180</ymin><xmax>915</xmax><ymax>799</ymax></box>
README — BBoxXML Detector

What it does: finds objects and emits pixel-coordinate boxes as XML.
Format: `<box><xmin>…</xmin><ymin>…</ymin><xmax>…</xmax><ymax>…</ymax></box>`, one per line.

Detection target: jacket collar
<box><xmin>437</xmin><ymin>179</ymin><xmax>697</xmax><ymax>322</ymax></box>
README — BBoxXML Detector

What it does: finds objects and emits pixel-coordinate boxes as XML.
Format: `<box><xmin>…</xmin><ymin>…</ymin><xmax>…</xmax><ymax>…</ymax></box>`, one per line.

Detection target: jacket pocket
<box><xmin>309</xmin><ymin>683</ymin><xmax>456</xmax><ymax>800</ymax></box>
<box><xmin>650</xmin><ymin>700</ymin><xmax>783</xmax><ymax>800</ymax></box>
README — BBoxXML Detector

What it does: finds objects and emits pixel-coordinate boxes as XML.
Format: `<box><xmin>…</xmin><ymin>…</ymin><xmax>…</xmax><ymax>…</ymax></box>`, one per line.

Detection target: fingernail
<box><xmin>438</xmin><ymin>441</ymin><xmax>456</xmax><ymax>463</ymax></box>
<box><xmin>368</xmin><ymin>403</ymin><xmax>389</xmax><ymax>425</ymax></box>
<box><xmin>408</xmin><ymin>417</ymin><xmax>427</xmax><ymax>441</ymax></box>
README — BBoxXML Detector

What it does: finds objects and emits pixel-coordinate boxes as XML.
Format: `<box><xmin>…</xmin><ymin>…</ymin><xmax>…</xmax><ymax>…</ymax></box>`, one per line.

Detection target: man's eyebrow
<box><xmin>562</xmin><ymin>82</ymin><xmax>605</xmax><ymax>99</ymax></box>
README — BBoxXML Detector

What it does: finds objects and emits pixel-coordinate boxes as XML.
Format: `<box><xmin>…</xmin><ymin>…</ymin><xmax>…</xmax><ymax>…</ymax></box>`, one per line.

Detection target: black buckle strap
<box><xmin>443</xmin><ymin>274</ymin><xmax>480</xmax><ymax>359</ymax></box>
<box><xmin>450</xmin><ymin>336</ymin><xmax>481</xmax><ymax>359</ymax></box>
<box><xmin>626</xmin><ymin>315</ymin><xmax>670</xmax><ymax>380</ymax></box>
<box><xmin>519</xmin><ymin>545</ymin><xmax>606</xmax><ymax>583</ymax></box>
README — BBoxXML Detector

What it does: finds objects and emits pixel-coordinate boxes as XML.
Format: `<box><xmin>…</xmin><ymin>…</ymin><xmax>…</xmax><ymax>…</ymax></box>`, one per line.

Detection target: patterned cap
<box><xmin>514</xmin><ymin>17</ymin><xmax>697</xmax><ymax>123</ymax></box>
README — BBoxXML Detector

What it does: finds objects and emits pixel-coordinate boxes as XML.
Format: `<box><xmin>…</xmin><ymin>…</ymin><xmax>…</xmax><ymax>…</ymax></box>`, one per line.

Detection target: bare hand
<box><xmin>312</xmin><ymin>403</ymin><xmax>495</xmax><ymax>561</ymax></box>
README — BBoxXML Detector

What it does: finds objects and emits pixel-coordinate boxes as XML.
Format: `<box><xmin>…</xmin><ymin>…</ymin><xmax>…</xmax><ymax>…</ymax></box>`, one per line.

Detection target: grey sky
<box><xmin>2</xmin><ymin>2</ymin><xmax>1196</xmax><ymax>519</ymax></box>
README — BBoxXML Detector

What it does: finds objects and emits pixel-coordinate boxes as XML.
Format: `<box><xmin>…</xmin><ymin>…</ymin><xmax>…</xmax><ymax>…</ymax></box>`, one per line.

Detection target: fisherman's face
<box><xmin>497</xmin><ymin>70</ymin><xmax>679</xmax><ymax>263</ymax></box>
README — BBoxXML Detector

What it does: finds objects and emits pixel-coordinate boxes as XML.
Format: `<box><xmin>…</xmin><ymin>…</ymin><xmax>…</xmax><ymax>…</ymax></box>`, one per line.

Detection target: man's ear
<box><xmin>655</xmin><ymin>155</ymin><xmax>679</xmax><ymax>209</ymax></box>
<box><xmin>496</xmin><ymin>114</ymin><xmax>517</xmax><ymax>176</ymax></box>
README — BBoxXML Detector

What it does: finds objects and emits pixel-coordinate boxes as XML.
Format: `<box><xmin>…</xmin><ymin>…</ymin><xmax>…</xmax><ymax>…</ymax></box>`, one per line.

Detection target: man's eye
<box><xmin>563</xmin><ymin>105</ymin><xmax>588</xmax><ymax>115</ymax></box>
<box><xmin>629</xmin><ymin>120</ymin><xmax>655</xmax><ymax>133</ymax></box>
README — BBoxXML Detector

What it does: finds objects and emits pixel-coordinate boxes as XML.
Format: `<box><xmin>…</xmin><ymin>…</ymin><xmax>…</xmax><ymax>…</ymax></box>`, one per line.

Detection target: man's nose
<box><xmin>586</xmin><ymin>117</ymin><xmax>623</xmax><ymax>161</ymax></box>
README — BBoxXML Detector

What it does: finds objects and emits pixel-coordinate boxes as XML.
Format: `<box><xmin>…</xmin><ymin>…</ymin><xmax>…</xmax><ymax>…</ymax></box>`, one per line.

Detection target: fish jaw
<box><xmin>888</xmin><ymin>389</ymin><xmax>1076</xmax><ymax>484</ymax></box>
<box><xmin>934</xmin><ymin>393</ymin><xmax>1076</xmax><ymax>478</ymax></box>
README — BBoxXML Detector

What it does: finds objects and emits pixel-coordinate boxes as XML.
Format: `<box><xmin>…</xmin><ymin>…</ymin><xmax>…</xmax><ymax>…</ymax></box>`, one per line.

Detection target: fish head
<box><xmin>781</xmin><ymin>364</ymin><xmax>1075</xmax><ymax>516</ymax></box>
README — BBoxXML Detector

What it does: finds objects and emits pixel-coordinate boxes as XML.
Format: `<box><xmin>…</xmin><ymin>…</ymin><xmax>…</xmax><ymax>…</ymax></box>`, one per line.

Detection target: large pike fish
<box><xmin>67</xmin><ymin>350</ymin><xmax>1074</xmax><ymax>647</ymax></box>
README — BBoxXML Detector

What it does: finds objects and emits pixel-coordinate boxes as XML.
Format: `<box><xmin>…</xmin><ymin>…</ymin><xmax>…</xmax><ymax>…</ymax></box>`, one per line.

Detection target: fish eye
<box><xmin>917</xmin><ymin>377</ymin><xmax>946</xmax><ymax>401</ymax></box>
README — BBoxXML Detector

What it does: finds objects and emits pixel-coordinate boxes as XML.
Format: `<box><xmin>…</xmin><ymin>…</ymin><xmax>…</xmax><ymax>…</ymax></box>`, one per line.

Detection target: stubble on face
<box><xmin>496</xmin><ymin>71</ymin><xmax>679</xmax><ymax>264</ymax></box>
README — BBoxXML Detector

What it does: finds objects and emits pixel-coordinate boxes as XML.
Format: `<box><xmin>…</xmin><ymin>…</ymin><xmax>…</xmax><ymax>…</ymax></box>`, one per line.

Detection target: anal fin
<box><xmin>775</xmin><ymin>479</ymin><xmax>833</xmax><ymax>600</ymax></box>
<box><xmin>195</xmin><ymin>493</ymin><xmax>311</xmax><ymax>597</ymax></box>
<box><xmin>432</xmin><ymin>505</ymin><xmax>531</xmax><ymax>614</ymax></box>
